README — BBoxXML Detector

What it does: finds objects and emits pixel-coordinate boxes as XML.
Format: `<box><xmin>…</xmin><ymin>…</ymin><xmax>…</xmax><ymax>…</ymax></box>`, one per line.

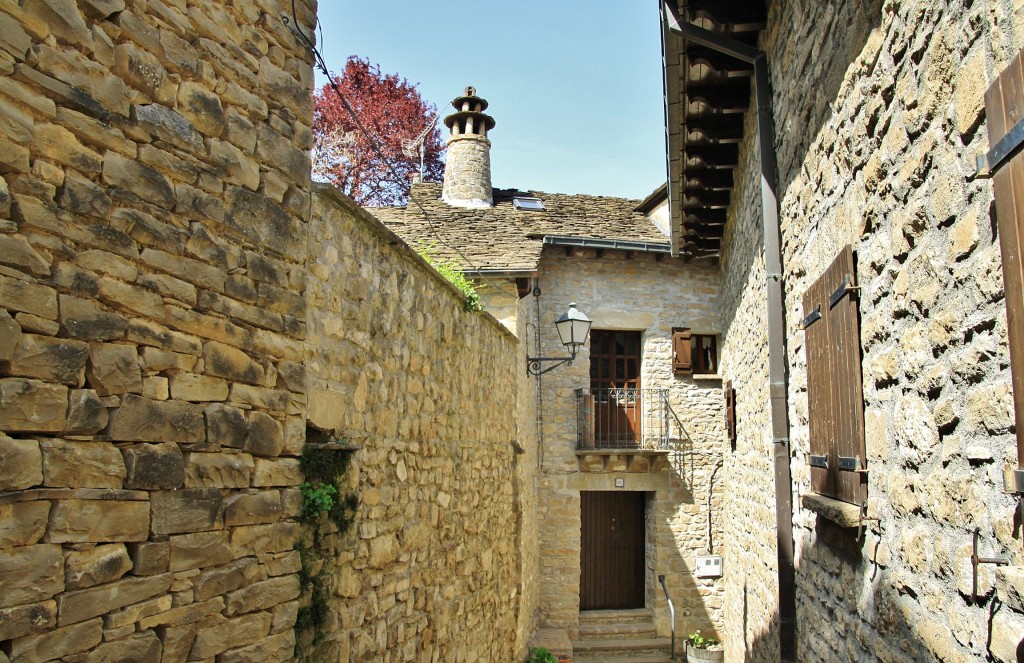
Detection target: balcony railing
<box><xmin>575</xmin><ymin>388</ymin><xmax>669</xmax><ymax>450</ymax></box>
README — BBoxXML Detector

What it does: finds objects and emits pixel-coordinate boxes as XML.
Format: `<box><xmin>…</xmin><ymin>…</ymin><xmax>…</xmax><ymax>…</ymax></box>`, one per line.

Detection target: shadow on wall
<box><xmin>740</xmin><ymin>518</ymin><xmax>1022</xmax><ymax>662</ymax></box>
<box><xmin>718</xmin><ymin>0</ymin><xmax>884</xmax><ymax>335</ymax></box>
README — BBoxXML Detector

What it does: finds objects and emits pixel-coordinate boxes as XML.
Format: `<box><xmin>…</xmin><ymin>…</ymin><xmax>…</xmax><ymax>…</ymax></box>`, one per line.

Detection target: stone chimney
<box><xmin>441</xmin><ymin>86</ymin><xmax>495</xmax><ymax>208</ymax></box>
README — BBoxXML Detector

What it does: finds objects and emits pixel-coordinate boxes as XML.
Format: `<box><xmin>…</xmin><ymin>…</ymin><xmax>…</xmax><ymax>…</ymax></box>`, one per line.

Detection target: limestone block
<box><xmin>141</xmin><ymin>347</ymin><xmax>197</xmax><ymax>373</ymax></box>
<box><xmin>0</xmin><ymin>435</ymin><xmax>42</xmax><ymax>490</ymax></box>
<box><xmin>0</xmin><ymin>501</ymin><xmax>49</xmax><ymax>547</ymax></box>
<box><xmin>138</xmin><ymin>272</ymin><xmax>197</xmax><ymax>306</ymax></box>
<box><xmin>188</xmin><ymin>611</ymin><xmax>272</xmax><ymax>659</ymax></box>
<box><xmin>31</xmin><ymin>123</ymin><xmax>102</xmax><ymax>174</ymax></box>
<box><xmin>150</xmin><ymin>488</ymin><xmax>223</xmax><ymax>535</ymax></box>
<box><xmin>47</xmin><ymin>499</ymin><xmax>149</xmax><ymax>543</ymax></box>
<box><xmin>203</xmin><ymin>340</ymin><xmax>264</xmax><ymax>385</ymax></box>
<box><xmin>222</xmin><ymin>575</ymin><xmax>299</xmax><ymax>617</ymax></box>
<box><xmin>0</xmin><ymin>234</ymin><xmax>50</xmax><ymax>276</ymax></box>
<box><xmin>79</xmin><ymin>629</ymin><xmax>162</xmax><ymax>662</ymax></box>
<box><xmin>0</xmin><ymin>12</ymin><xmax>31</xmax><ymax>60</ymax></box>
<box><xmin>168</xmin><ymin>372</ymin><xmax>229</xmax><ymax>401</ymax></box>
<box><xmin>177</xmin><ymin>81</ymin><xmax>225</xmax><ymax>137</ymax></box>
<box><xmin>252</xmin><ymin>458</ymin><xmax>301</xmax><ymax>487</ymax></box>
<box><xmin>154</xmin><ymin>622</ymin><xmax>196</xmax><ymax>663</ymax></box>
<box><xmin>229</xmin><ymin>522</ymin><xmax>300</xmax><ymax>557</ymax></box>
<box><xmin>255</xmin><ymin>125</ymin><xmax>309</xmax><ymax>186</ymax></box>
<box><xmin>0</xmin><ymin>272</ymin><xmax>57</xmax><ymax>319</ymax></box>
<box><xmin>245</xmin><ymin>411</ymin><xmax>283</xmax><ymax>457</ymax></box>
<box><xmin>967</xmin><ymin>382</ymin><xmax>1015</xmax><ymax>434</ymax></box>
<box><xmin>229</xmin><ymin>384</ymin><xmax>289</xmax><ymax>411</ymax></box>
<box><xmin>217</xmin><ymin>626</ymin><xmax>294</xmax><ymax>663</ymax></box>
<box><xmin>276</xmin><ymin>361</ymin><xmax>304</xmax><ymax>394</ymax></box>
<box><xmin>224</xmin><ymin>186</ymin><xmax>302</xmax><ymax>261</ymax></box>
<box><xmin>269</xmin><ymin>600</ymin><xmax>298</xmax><ymax>634</ymax></box>
<box><xmin>65</xmin><ymin>389</ymin><xmax>109</xmax><ymax>434</ymax></box>
<box><xmin>205</xmin><ymin>402</ymin><xmax>248</xmax><ymax>448</ymax></box>
<box><xmin>40</xmin><ymin>438</ymin><xmax>126</xmax><ymax>488</ymax></box>
<box><xmin>96</xmin><ymin>276</ymin><xmax>165</xmax><ymax>319</ymax></box>
<box><xmin>6</xmin><ymin>617</ymin><xmax>101</xmax><ymax>663</ymax></box>
<box><xmin>0</xmin><ymin>544</ymin><xmax>63</xmax><ymax>608</ymax></box>
<box><xmin>85</xmin><ymin>342</ymin><xmax>143</xmax><ymax>396</ymax></box>
<box><xmin>128</xmin><ymin>540</ymin><xmax>169</xmax><ymax>577</ymax></box>
<box><xmin>0</xmin><ymin>308</ymin><xmax>21</xmax><ymax>361</ymax></box>
<box><xmin>22</xmin><ymin>0</ymin><xmax>92</xmax><ymax>46</ymax></box>
<box><xmin>63</xmin><ymin>543</ymin><xmax>132</xmax><ymax>590</ymax></box>
<box><xmin>184</xmin><ymin>452</ymin><xmax>253</xmax><ymax>488</ymax></box>
<box><xmin>368</xmin><ymin>534</ymin><xmax>400</xmax><ymax>569</ymax></box>
<box><xmin>257</xmin><ymin>282</ymin><xmax>304</xmax><ymax>318</ymax></box>
<box><xmin>0</xmin><ymin>135</ymin><xmax>30</xmax><ymax>174</ymax></box>
<box><xmin>132</xmin><ymin>103</ymin><xmax>204</xmax><ymax>154</ymax></box>
<box><xmin>224</xmin><ymin>490</ymin><xmax>282</xmax><ymax>526</ymax></box>
<box><xmin>140</xmin><ymin>248</ymin><xmax>225</xmax><ymax>293</ymax></box>
<box><xmin>168</xmin><ymin>530</ymin><xmax>232</xmax><ymax>572</ymax></box>
<box><xmin>56</xmin><ymin>573</ymin><xmax>172</xmax><ymax>626</ymax></box>
<box><xmin>256</xmin><ymin>59</ymin><xmax>310</xmax><ymax>118</ymax></box>
<box><xmin>210</xmin><ymin>138</ymin><xmax>260</xmax><ymax>190</ymax></box>
<box><xmin>307</xmin><ymin>389</ymin><xmax>344</xmax><ymax>431</ymax></box>
<box><xmin>5</xmin><ymin>334</ymin><xmax>88</xmax><ymax>386</ymax></box>
<box><xmin>13</xmin><ymin>313</ymin><xmax>57</xmax><ymax>337</ymax></box>
<box><xmin>122</xmin><ymin>442</ymin><xmax>185</xmax><ymax>490</ymax></box>
<box><xmin>113</xmin><ymin>42</ymin><xmax>169</xmax><ymax>99</ymax></box>
<box><xmin>0</xmin><ymin>600</ymin><xmax>56</xmax><ymax>641</ymax></box>
<box><xmin>108</xmin><ymin>395</ymin><xmax>205</xmax><ymax>443</ymax></box>
<box><xmin>102</xmin><ymin>152</ymin><xmax>175</xmax><ymax>209</ymax></box>
<box><xmin>191</xmin><ymin>558</ymin><xmax>260</xmax><ymax>602</ymax></box>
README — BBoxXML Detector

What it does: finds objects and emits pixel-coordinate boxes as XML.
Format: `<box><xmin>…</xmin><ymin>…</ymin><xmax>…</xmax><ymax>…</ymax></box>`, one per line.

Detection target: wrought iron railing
<box><xmin>575</xmin><ymin>388</ymin><xmax>669</xmax><ymax>450</ymax></box>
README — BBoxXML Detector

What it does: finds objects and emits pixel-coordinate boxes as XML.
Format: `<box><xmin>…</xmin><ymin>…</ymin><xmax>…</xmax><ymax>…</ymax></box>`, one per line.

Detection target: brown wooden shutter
<box><xmin>802</xmin><ymin>246</ymin><xmax>866</xmax><ymax>505</ymax></box>
<box><xmin>672</xmin><ymin>327</ymin><xmax>692</xmax><ymax>375</ymax></box>
<box><xmin>985</xmin><ymin>53</ymin><xmax>1024</xmax><ymax>459</ymax></box>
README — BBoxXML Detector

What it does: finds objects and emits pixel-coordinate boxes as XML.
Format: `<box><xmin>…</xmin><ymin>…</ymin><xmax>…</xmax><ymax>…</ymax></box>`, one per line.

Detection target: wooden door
<box><xmin>590</xmin><ymin>331</ymin><xmax>642</xmax><ymax>446</ymax></box>
<box><xmin>580</xmin><ymin>491</ymin><xmax>646</xmax><ymax>610</ymax></box>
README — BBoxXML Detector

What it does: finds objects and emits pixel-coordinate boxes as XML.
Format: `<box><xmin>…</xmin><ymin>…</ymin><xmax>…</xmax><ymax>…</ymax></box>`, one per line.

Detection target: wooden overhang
<box><xmin>662</xmin><ymin>0</ymin><xmax>767</xmax><ymax>262</ymax></box>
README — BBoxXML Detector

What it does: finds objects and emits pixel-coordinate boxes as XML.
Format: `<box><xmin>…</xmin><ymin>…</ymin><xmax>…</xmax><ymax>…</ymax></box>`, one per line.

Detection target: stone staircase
<box><xmin>572</xmin><ymin>609</ymin><xmax>677</xmax><ymax>662</ymax></box>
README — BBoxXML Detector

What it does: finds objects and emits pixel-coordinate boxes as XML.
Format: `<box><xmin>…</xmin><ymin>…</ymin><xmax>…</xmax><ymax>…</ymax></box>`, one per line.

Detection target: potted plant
<box><xmin>685</xmin><ymin>630</ymin><xmax>723</xmax><ymax>663</ymax></box>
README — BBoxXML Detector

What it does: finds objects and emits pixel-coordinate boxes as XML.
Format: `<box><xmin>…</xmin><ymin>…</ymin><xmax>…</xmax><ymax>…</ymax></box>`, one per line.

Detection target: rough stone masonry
<box><xmin>0</xmin><ymin>0</ymin><xmax>316</xmax><ymax>661</ymax></box>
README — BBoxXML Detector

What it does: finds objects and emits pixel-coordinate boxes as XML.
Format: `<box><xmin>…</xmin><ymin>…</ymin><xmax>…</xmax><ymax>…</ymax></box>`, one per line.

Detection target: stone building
<box><xmin>660</xmin><ymin>0</ymin><xmax>1024</xmax><ymax>662</ymax></box>
<box><xmin>375</xmin><ymin>88</ymin><xmax>729</xmax><ymax>660</ymax></box>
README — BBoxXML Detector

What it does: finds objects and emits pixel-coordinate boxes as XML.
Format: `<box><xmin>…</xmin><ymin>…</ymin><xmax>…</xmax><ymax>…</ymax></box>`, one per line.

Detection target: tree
<box><xmin>312</xmin><ymin>56</ymin><xmax>445</xmax><ymax>207</ymax></box>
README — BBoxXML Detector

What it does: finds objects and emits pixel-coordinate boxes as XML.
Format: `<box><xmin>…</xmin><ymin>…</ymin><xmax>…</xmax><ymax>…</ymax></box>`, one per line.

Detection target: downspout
<box><xmin>662</xmin><ymin>4</ymin><xmax>797</xmax><ymax>661</ymax></box>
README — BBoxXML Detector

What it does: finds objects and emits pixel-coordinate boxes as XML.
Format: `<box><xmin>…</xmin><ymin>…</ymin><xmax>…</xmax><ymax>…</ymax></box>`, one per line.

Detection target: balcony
<box><xmin>575</xmin><ymin>388</ymin><xmax>670</xmax><ymax>451</ymax></box>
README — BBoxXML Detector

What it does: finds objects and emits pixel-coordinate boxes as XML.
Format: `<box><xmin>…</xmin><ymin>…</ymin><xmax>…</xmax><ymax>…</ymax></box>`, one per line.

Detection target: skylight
<box><xmin>513</xmin><ymin>196</ymin><xmax>545</xmax><ymax>211</ymax></box>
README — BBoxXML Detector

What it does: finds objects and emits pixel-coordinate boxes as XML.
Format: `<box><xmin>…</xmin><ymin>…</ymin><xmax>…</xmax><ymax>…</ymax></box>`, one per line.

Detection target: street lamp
<box><xmin>526</xmin><ymin>303</ymin><xmax>593</xmax><ymax>376</ymax></box>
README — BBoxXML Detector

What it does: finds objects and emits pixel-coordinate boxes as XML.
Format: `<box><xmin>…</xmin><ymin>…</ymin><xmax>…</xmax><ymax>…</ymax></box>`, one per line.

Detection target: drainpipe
<box><xmin>662</xmin><ymin>4</ymin><xmax>797</xmax><ymax>661</ymax></box>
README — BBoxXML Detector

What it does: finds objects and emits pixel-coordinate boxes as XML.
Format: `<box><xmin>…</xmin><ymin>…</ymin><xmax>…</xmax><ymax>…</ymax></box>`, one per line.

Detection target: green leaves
<box><xmin>413</xmin><ymin>241</ymin><xmax>484</xmax><ymax>312</ymax></box>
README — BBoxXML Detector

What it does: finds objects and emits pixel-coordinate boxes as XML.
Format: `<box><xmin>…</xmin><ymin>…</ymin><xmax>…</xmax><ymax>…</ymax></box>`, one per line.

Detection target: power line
<box><xmin>284</xmin><ymin>3</ymin><xmax>522</xmax><ymax>302</ymax></box>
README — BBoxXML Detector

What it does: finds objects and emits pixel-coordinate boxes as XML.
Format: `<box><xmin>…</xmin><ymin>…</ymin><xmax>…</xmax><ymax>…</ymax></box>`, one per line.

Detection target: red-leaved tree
<box><xmin>312</xmin><ymin>56</ymin><xmax>445</xmax><ymax>206</ymax></box>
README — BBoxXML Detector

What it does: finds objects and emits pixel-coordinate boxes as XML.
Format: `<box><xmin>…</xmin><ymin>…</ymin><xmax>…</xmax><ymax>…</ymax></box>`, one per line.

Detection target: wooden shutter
<box><xmin>802</xmin><ymin>245</ymin><xmax>866</xmax><ymax>505</ymax></box>
<box><xmin>672</xmin><ymin>327</ymin><xmax>692</xmax><ymax>375</ymax></box>
<box><xmin>985</xmin><ymin>53</ymin><xmax>1024</xmax><ymax>457</ymax></box>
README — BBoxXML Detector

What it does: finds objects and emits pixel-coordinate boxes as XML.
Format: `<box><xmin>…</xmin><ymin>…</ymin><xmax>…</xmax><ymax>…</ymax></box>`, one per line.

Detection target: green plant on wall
<box><xmin>528</xmin><ymin>646</ymin><xmax>558</xmax><ymax>663</ymax></box>
<box><xmin>413</xmin><ymin>240</ymin><xmax>484</xmax><ymax>312</ymax></box>
<box><xmin>295</xmin><ymin>441</ymin><xmax>359</xmax><ymax>661</ymax></box>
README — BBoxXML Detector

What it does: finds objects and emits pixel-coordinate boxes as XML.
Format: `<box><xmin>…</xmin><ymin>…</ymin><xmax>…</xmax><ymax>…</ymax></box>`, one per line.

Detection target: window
<box><xmin>672</xmin><ymin>328</ymin><xmax>718</xmax><ymax>375</ymax></box>
<box><xmin>512</xmin><ymin>196</ymin><xmax>545</xmax><ymax>211</ymax></box>
<box><xmin>802</xmin><ymin>245</ymin><xmax>866</xmax><ymax>506</ymax></box>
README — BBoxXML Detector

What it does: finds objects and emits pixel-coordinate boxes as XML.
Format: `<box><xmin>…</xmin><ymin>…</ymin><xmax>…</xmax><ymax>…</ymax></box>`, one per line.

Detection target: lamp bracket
<box><xmin>526</xmin><ymin>356</ymin><xmax>574</xmax><ymax>376</ymax></box>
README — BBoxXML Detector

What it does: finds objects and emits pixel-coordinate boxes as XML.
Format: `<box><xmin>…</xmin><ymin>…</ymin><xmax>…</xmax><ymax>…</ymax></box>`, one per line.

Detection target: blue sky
<box><xmin>314</xmin><ymin>1</ymin><xmax>667</xmax><ymax>200</ymax></box>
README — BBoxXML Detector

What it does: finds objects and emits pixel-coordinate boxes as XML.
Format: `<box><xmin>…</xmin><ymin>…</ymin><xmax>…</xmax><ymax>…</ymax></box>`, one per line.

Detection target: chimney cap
<box><xmin>451</xmin><ymin>86</ymin><xmax>489</xmax><ymax>112</ymax></box>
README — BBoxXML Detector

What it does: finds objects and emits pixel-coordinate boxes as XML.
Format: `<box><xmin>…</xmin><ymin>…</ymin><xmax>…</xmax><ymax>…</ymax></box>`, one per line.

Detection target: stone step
<box><xmin>578</xmin><ymin>608</ymin><xmax>654</xmax><ymax>625</ymax></box>
<box><xmin>571</xmin><ymin>637</ymin><xmax>675</xmax><ymax>659</ymax></box>
<box><xmin>574</xmin><ymin>656</ymin><xmax>676</xmax><ymax>663</ymax></box>
<box><xmin>578</xmin><ymin>620</ymin><xmax>658</xmax><ymax>640</ymax></box>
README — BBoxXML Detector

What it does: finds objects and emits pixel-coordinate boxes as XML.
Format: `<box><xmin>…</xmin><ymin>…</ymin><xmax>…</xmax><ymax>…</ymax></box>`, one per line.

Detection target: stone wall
<box><xmin>0</xmin><ymin>1</ymin><xmax>316</xmax><ymax>661</ymax></box>
<box><xmin>524</xmin><ymin>248</ymin><xmax>727</xmax><ymax>646</ymax></box>
<box><xmin>305</xmin><ymin>187</ymin><xmax>525</xmax><ymax>661</ymax></box>
<box><xmin>718</xmin><ymin>1</ymin><xmax>1024</xmax><ymax>661</ymax></box>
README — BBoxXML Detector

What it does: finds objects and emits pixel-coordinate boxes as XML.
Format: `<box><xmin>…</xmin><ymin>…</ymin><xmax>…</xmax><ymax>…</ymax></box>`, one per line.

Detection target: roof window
<box><xmin>513</xmin><ymin>196</ymin><xmax>545</xmax><ymax>211</ymax></box>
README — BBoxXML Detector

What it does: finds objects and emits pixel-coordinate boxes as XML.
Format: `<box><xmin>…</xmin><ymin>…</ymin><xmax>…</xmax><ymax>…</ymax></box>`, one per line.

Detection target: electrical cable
<box><xmin>284</xmin><ymin>3</ymin><xmax>521</xmax><ymax>302</ymax></box>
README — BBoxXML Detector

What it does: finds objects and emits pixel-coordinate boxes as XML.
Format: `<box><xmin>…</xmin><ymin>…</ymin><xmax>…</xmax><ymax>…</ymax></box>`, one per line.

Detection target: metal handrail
<box><xmin>658</xmin><ymin>574</ymin><xmax>676</xmax><ymax>660</ymax></box>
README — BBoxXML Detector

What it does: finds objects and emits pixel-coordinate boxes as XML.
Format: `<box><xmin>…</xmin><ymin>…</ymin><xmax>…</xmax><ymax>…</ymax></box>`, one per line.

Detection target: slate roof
<box><xmin>369</xmin><ymin>182</ymin><xmax>669</xmax><ymax>273</ymax></box>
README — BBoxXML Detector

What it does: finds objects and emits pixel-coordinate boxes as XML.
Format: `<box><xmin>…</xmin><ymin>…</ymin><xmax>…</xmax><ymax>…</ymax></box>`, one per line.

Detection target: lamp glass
<box><xmin>554</xmin><ymin>303</ymin><xmax>592</xmax><ymax>350</ymax></box>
